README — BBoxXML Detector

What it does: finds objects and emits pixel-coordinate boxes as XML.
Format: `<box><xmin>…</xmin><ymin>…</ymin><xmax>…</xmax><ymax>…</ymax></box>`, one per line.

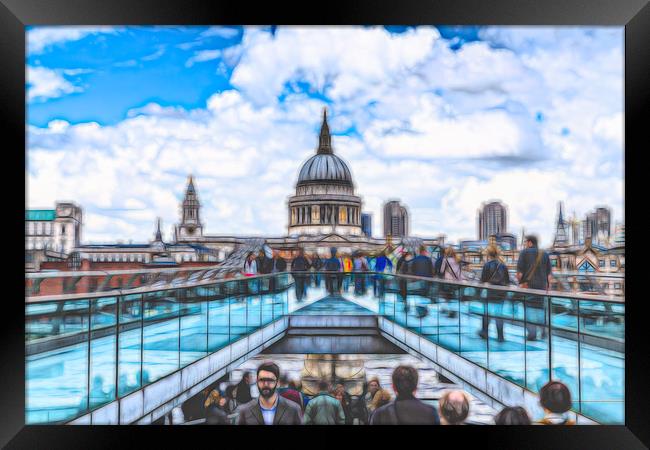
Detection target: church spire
<box><xmin>317</xmin><ymin>107</ymin><xmax>333</xmax><ymax>154</ymax></box>
<box><xmin>553</xmin><ymin>201</ymin><xmax>569</xmax><ymax>247</ymax></box>
<box><xmin>155</xmin><ymin>217</ymin><xmax>163</xmax><ymax>242</ymax></box>
<box><xmin>187</xmin><ymin>174</ymin><xmax>195</xmax><ymax>194</ymax></box>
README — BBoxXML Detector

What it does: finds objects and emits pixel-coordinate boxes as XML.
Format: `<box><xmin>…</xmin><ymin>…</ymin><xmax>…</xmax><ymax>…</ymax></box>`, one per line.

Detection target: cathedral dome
<box><xmin>297</xmin><ymin>153</ymin><xmax>353</xmax><ymax>186</ymax></box>
<box><xmin>296</xmin><ymin>108</ymin><xmax>353</xmax><ymax>187</ymax></box>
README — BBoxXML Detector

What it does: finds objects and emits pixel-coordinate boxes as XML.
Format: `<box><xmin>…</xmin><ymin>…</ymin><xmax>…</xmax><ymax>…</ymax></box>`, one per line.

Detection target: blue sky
<box><xmin>26</xmin><ymin>26</ymin><xmax>624</xmax><ymax>245</ymax></box>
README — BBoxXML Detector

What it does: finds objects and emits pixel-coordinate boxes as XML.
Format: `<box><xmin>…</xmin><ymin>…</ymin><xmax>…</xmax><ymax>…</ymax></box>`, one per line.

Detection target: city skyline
<box><xmin>26</xmin><ymin>26</ymin><xmax>624</xmax><ymax>246</ymax></box>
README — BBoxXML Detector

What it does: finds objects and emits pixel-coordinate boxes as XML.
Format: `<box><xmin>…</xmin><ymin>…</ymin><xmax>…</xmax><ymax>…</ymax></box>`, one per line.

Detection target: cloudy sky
<box><xmin>26</xmin><ymin>26</ymin><xmax>624</xmax><ymax>246</ymax></box>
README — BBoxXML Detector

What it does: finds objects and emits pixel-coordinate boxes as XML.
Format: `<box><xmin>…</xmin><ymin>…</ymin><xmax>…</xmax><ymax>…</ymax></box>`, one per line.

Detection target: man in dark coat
<box><xmin>237</xmin><ymin>362</ymin><xmax>302</xmax><ymax>425</ymax></box>
<box><xmin>291</xmin><ymin>247</ymin><xmax>311</xmax><ymax>301</ymax></box>
<box><xmin>235</xmin><ymin>371</ymin><xmax>253</xmax><ymax>405</ymax></box>
<box><xmin>256</xmin><ymin>250</ymin><xmax>272</xmax><ymax>275</ymax></box>
<box><xmin>516</xmin><ymin>235</ymin><xmax>552</xmax><ymax>341</ymax></box>
<box><xmin>370</xmin><ymin>365</ymin><xmax>440</xmax><ymax>425</ymax></box>
<box><xmin>324</xmin><ymin>247</ymin><xmax>342</xmax><ymax>295</ymax></box>
<box><xmin>411</xmin><ymin>246</ymin><xmax>434</xmax><ymax>278</ymax></box>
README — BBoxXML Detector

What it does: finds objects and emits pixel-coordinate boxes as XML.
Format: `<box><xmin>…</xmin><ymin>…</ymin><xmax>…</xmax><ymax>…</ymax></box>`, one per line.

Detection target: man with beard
<box><xmin>237</xmin><ymin>361</ymin><xmax>302</xmax><ymax>425</ymax></box>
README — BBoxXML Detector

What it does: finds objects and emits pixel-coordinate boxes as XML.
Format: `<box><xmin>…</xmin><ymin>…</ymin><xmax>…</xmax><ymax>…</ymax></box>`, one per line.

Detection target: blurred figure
<box><xmin>303</xmin><ymin>379</ymin><xmax>345</xmax><ymax>425</ymax></box>
<box><xmin>333</xmin><ymin>384</ymin><xmax>354</xmax><ymax>425</ymax></box>
<box><xmin>372</xmin><ymin>250</ymin><xmax>393</xmax><ymax>298</ymax></box>
<box><xmin>224</xmin><ymin>384</ymin><xmax>238</xmax><ymax>415</ymax></box>
<box><xmin>256</xmin><ymin>249</ymin><xmax>272</xmax><ymax>275</ymax></box>
<box><xmin>278</xmin><ymin>376</ymin><xmax>305</xmax><ymax>413</ymax></box>
<box><xmin>365</xmin><ymin>377</ymin><xmax>392</xmax><ymax>418</ymax></box>
<box><xmin>397</xmin><ymin>249</ymin><xmax>413</xmax><ymax>308</ymax></box>
<box><xmin>204</xmin><ymin>390</ymin><xmax>229</xmax><ymax>425</ymax></box>
<box><xmin>234</xmin><ymin>371</ymin><xmax>253</xmax><ymax>405</ymax></box>
<box><xmin>243</xmin><ymin>252</ymin><xmax>257</xmax><ymax>276</ymax></box>
<box><xmin>439</xmin><ymin>390</ymin><xmax>470</xmax><ymax>425</ymax></box>
<box><xmin>537</xmin><ymin>381</ymin><xmax>575</xmax><ymax>425</ymax></box>
<box><xmin>311</xmin><ymin>253</ymin><xmax>323</xmax><ymax>287</ymax></box>
<box><xmin>271</xmin><ymin>249</ymin><xmax>287</xmax><ymax>273</ymax></box>
<box><xmin>291</xmin><ymin>247</ymin><xmax>311</xmax><ymax>301</ymax></box>
<box><xmin>494</xmin><ymin>406</ymin><xmax>532</xmax><ymax>425</ymax></box>
<box><xmin>434</xmin><ymin>246</ymin><xmax>445</xmax><ymax>278</ymax></box>
<box><xmin>342</xmin><ymin>253</ymin><xmax>353</xmax><ymax>292</ymax></box>
<box><xmin>439</xmin><ymin>247</ymin><xmax>464</xmax><ymax>318</ymax></box>
<box><xmin>353</xmin><ymin>251</ymin><xmax>369</xmax><ymax>295</ymax></box>
<box><xmin>479</xmin><ymin>245</ymin><xmax>510</xmax><ymax>342</ymax></box>
<box><xmin>324</xmin><ymin>247</ymin><xmax>342</xmax><ymax>295</ymax></box>
<box><xmin>411</xmin><ymin>246</ymin><xmax>434</xmax><ymax>278</ymax></box>
<box><xmin>237</xmin><ymin>361</ymin><xmax>302</xmax><ymax>425</ymax></box>
<box><xmin>516</xmin><ymin>235</ymin><xmax>552</xmax><ymax>341</ymax></box>
<box><xmin>370</xmin><ymin>366</ymin><xmax>440</xmax><ymax>425</ymax></box>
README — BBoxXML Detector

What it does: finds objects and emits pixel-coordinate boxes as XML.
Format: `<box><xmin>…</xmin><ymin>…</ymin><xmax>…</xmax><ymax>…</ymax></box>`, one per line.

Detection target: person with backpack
<box><xmin>370</xmin><ymin>365</ymin><xmax>440</xmax><ymax>425</ymax></box>
<box><xmin>516</xmin><ymin>235</ymin><xmax>553</xmax><ymax>341</ymax></box>
<box><xmin>479</xmin><ymin>245</ymin><xmax>510</xmax><ymax>342</ymax></box>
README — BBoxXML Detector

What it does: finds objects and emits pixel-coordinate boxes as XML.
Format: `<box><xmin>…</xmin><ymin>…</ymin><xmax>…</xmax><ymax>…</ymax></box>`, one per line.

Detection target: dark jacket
<box><xmin>480</xmin><ymin>259</ymin><xmax>510</xmax><ymax>301</ymax></box>
<box><xmin>411</xmin><ymin>255</ymin><xmax>434</xmax><ymax>278</ymax></box>
<box><xmin>256</xmin><ymin>255</ymin><xmax>272</xmax><ymax>274</ymax></box>
<box><xmin>237</xmin><ymin>396</ymin><xmax>303</xmax><ymax>425</ymax></box>
<box><xmin>312</xmin><ymin>257</ymin><xmax>323</xmax><ymax>271</ymax></box>
<box><xmin>324</xmin><ymin>257</ymin><xmax>341</xmax><ymax>272</ymax></box>
<box><xmin>235</xmin><ymin>379</ymin><xmax>253</xmax><ymax>404</ymax></box>
<box><xmin>480</xmin><ymin>259</ymin><xmax>510</xmax><ymax>286</ymax></box>
<box><xmin>272</xmin><ymin>256</ymin><xmax>287</xmax><ymax>272</ymax></box>
<box><xmin>370</xmin><ymin>396</ymin><xmax>440</xmax><ymax>425</ymax></box>
<box><xmin>517</xmin><ymin>247</ymin><xmax>551</xmax><ymax>290</ymax></box>
<box><xmin>396</xmin><ymin>256</ymin><xmax>410</xmax><ymax>275</ymax></box>
<box><xmin>291</xmin><ymin>256</ymin><xmax>311</xmax><ymax>272</ymax></box>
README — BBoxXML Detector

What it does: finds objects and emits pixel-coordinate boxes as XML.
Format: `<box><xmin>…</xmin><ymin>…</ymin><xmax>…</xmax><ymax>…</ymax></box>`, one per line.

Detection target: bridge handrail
<box><xmin>26</xmin><ymin>270</ymin><xmax>624</xmax><ymax>304</ymax></box>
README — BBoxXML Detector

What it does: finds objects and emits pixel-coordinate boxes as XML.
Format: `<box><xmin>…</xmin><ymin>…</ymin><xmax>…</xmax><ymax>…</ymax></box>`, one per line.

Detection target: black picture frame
<box><xmin>1</xmin><ymin>0</ymin><xmax>647</xmax><ymax>448</ymax></box>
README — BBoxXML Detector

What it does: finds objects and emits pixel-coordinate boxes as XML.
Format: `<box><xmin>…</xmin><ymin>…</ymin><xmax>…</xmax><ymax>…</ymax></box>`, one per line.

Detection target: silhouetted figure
<box><xmin>516</xmin><ymin>235</ymin><xmax>552</xmax><ymax>341</ymax></box>
<box><xmin>324</xmin><ymin>247</ymin><xmax>342</xmax><ymax>295</ymax></box>
<box><xmin>494</xmin><ymin>406</ymin><xmax>532</xmax><ymax>425</ymax></box>
<box><xmin>291</xmin><ymin>247</ymin><xmax>311</xmax><ymax>301</ymax></box>
<box><xmin>479</xmin><ymin>245</ymin><xmax>510</xmax><ymax>342</ymax></box>
<box><xmin>235</xmin><ymin>372</ymin><xmax>253</xmax><ymax>405</ymax></box>
<box><xmin>370</xmin><ymin>366</ymin><xmax>440</xmax><ymax>425</ymax></box>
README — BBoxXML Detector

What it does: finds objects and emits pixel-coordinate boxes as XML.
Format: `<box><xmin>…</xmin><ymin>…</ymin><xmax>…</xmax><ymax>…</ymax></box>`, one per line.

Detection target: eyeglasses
<box><xmin>258</xmin><ymin>378</ymin><xmax>278</xmax><ymax>385</ymax></box>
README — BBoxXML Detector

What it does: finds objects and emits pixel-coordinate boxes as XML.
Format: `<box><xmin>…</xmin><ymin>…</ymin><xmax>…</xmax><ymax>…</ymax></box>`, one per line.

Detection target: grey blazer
<box><xmin>237</xmin><ymin>396</ymin><xmax>302</xmax><ymax>425</ymax></box>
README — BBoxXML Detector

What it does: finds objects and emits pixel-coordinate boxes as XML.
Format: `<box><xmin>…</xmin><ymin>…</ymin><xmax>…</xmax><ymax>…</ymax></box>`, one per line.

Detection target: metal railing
<box><xmin>25</xmin><ymin>271</ymin><xmax>624</xmax><ymax>425</ymax></box>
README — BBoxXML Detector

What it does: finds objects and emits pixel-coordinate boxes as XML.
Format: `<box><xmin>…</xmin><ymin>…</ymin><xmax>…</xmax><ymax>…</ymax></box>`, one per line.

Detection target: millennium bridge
<box><xmin>25</xmin><ymin>263</ymin><xmax>624</xmax><ymax>425</ymax></box>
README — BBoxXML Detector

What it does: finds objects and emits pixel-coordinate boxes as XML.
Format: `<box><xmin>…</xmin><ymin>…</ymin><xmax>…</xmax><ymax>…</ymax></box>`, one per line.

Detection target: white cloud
<box><xmin>27</xmin><ymin>66</ymin><xmax>81</xmax><ymax>101</ymax></box>
<box><xmin>200</xmin><ymin>27</ymin><xmax>241</xmax><ymax>39</ymax></box>
<box><xmin>28</xmin><ymin>26</ymin><xmax>121</xmax><ymax>54</ymax></box>
<box><xmin>185</xmin><ymin>49</ymin><xmax>221</xmax><ymax>67</ymax></box>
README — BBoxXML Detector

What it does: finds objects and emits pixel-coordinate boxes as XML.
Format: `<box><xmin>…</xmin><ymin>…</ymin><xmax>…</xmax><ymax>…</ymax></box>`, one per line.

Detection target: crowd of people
<box><xmin>241</xmin><ymin>235</ymin><xmax>553</xmax><ymax>342</ymax></box>
<box><xmin>188</xmin><ymin>360</ymin><xmax>575</xmax><ymax>426</ymax></box>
